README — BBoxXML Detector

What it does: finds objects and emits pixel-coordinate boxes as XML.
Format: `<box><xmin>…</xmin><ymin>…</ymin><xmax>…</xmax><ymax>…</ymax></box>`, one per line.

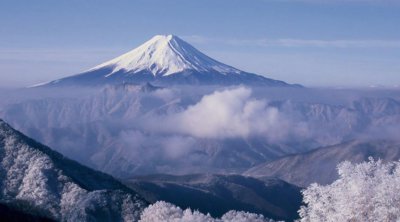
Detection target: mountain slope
<box><xmin>125</xmin><ymin>174</ymin><xmax>302</xmax><ymax>221</ymax></box>
<box><xmin>0</xmin><ymin>119</ymin><xmax>147</xmax><ymax>221</ymax></box>
<box><xmin>37</xmin><ymin>35</ymin><xmax>298</xmax><ymax>87</ymax></box>
<box><xmin>0</xmin><ymin>202</ymin><xmax>54</xmax><ymax>222</ymax></box>
<box><xmin>244</xmin><ymin>140</ymin><xmax>400</xmax><ymax>187</ymax></box>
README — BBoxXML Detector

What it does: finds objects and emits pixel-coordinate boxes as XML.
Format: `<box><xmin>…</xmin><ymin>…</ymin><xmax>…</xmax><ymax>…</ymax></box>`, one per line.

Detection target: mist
<box><xmin>1</xmin><ymin>84</ymin><xmax>400</xmax><ymax>177</ymax></box>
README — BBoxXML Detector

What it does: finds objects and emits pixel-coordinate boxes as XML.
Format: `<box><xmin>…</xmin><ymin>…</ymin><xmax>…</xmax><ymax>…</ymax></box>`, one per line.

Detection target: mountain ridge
<box><xmin>125</xmin><ymin>173</ymin><xmax>302</xmax><ymax>221</ymax></box>
<box><xmin>0</xmin><ymin>119</ymin><xmax>147</xmax><ymax>221</ymax></box>
<box><xmin>244</xmin><ymin>139</ymin><xmax>400</xmax><ymax>187</ymax></box>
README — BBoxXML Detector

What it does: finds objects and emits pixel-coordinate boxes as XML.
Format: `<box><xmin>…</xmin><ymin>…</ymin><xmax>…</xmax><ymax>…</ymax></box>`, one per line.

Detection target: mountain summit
<box><xmin>90</xmin><ymin>34</ymin><xmax>241</xmax><ymax>76</ymax></box>
<box><xmin>38</xmin><ymin>34</ymin><xmax>299</xmax><ymax>87</ymax></box>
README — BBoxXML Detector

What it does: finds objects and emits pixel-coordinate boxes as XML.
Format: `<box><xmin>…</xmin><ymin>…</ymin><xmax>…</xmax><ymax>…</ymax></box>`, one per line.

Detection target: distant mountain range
<box><xmin>2</xmin><ymin>85</ymin><xmax>400</xmax><ymax>178</ymax></box>
<box><xmin>35</xmin><ymin>35</ymin><xmax>300</xmax><ymax>87</ymax></box>
<box><xmin>245</xmin><ymin>140</ymin><xmax>400</xmax><ymax>187</ymax></box>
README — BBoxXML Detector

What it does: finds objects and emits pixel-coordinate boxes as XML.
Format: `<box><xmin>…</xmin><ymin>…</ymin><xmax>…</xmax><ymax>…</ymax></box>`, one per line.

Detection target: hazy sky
<box><xmin>0</xmin><ymin>0</ymin><xmax>399</xmax><ymax>87</ymax></box>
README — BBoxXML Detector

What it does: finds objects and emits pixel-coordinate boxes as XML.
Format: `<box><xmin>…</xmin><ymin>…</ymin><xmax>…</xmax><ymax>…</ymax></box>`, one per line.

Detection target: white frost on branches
<box><xmin>299</xmin><ymin>158</ymin><xmax>400</xmax><ymax>222</ymax></box>
<box><xmin>139</xmin><ymin>201</ymin><xmax>276</xmax><ymax>222</ymax></box>
<box><xmin>0</xmin><ymin>121</ymin><xmax>146</xmax><ymax>221</ymax></box>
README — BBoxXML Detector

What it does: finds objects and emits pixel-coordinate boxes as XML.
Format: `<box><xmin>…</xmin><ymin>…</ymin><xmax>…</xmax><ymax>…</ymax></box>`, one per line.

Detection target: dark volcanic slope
<box><xmin>245</xmin><ymin>140</ymin><xmax>400</xmax><ymax>187</ymax></box>
<box><xmin>125</xmin><ymin>174</ymin><xmax>302</xmax><ymax>222</ymax></box>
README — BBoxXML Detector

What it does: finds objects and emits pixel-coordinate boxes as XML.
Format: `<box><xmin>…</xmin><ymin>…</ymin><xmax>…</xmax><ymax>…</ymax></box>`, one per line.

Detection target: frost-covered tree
<box><xmin>299</xmin><ymin>158</ymin><xmax>400</xmax><ymax>222</ymax></box>
<box><xmin>139</xmin><ymin>201</ymin><xmax>276</xmax><ymax>222</ymax></box>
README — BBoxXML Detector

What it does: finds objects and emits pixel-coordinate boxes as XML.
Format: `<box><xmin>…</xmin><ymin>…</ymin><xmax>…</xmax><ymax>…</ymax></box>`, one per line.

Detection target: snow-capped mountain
<box><xmin>0</xmin><ymin>119</ymin><xmax>147</xmax><ymax>221</ymax></box>
<box><xmin>38</xmin><ymin>35</ymin><xmax>298</xmax><ymax>87</ymax></box>
<box><xmin>90</xmin><ymin>34</ymin><xmax>241</xmax><ymax>76</ymax></box>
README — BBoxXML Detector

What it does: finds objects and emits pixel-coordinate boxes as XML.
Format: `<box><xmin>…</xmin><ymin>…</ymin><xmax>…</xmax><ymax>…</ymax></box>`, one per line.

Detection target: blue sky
<box><xmin>0</xmin><ymin>0</ymin><xmax>399</xmax><ymax>87</ymax></box>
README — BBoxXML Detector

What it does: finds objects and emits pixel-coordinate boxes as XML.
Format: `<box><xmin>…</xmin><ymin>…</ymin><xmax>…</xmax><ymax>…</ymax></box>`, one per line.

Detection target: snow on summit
<box><xmin>90</xmin><ymin>34</ymin><xmax>241</xmax><ymax>76</ymax></box>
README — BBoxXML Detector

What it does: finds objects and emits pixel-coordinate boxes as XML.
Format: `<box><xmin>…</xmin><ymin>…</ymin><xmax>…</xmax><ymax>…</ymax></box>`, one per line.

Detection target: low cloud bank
<box><xmin>144</xmin><ymin>86</ymin><xmax>309</xmax><ymax>142</ymax></box>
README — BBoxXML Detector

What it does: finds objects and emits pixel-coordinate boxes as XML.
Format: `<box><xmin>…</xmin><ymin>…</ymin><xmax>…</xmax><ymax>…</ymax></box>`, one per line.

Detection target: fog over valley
<box><xmin>1</xmin><ymin>84</ymin><xmax>400</xmax><ymax>179</ymax></box>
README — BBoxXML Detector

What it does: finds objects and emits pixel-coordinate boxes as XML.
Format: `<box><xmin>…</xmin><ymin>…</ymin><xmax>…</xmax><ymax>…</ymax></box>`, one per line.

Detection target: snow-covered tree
<box><xmin>299</xmin><ymin>158</ymin><xmax>400</xmax><ymax>222</ymax></box>
<box><xmin>139</xmin><ymin>201</ymin><xmax>276</xmax><ymax>222</ymax></box>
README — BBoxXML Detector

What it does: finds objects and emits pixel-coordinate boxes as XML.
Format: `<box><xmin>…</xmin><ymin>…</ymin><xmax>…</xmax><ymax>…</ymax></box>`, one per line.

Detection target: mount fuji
<box><xmin>37</xmin><ymin>35</ymin><xmax>299</xmax><ymax>87</ymax></box>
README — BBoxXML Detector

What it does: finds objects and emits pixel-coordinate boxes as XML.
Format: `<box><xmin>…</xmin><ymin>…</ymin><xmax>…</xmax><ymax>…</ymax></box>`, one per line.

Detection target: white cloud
<box><xmin>145</xmin><ymin>86</ymin><xmax>304</xmax><ymax>141</ymax></box>
<box><xmin>183</xmin><ymin>36</ymin><xmax>400</xmax><ymax>48</ymax></box>
<box><xmin>269</xmin><ymin>0</ymin><xmax>400</xmax><ymax>4</ymax></box>
<box><xmin>161</xmin><ymin>136</ymin><xmax>196</xmax><ymax>159</ymax></box>
<box><xmin>0</xmin><ymin>48</ymin><xmax>122</xmax><ymax>62</ymax></box>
